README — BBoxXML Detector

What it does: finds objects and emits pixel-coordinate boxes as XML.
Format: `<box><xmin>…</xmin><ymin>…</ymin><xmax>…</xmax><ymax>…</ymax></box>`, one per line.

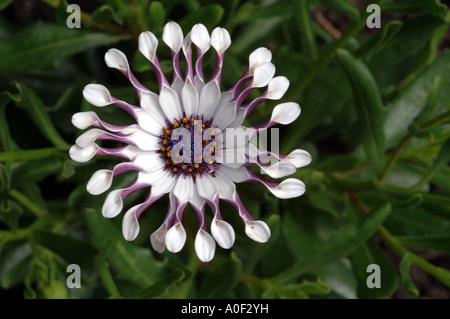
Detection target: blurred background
<box><xmin>0</xmin><ymin>0</ymin><xmax>449</xmax><ymax>299</ymax></box>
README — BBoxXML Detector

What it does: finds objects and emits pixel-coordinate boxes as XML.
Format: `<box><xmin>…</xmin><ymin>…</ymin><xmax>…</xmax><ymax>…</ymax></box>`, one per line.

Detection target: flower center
<box><xmin>158</xmin><ymin>116</ymin><xmax>218</xmax><ymax>177</ymax></box>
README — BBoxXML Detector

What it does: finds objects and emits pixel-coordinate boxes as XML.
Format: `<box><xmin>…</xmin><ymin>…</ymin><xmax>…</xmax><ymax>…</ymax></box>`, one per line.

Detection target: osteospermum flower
<box><xmin>69</xmin><ymin>22</ymin><xmax>311</xmax><ymax>262</ymax></box>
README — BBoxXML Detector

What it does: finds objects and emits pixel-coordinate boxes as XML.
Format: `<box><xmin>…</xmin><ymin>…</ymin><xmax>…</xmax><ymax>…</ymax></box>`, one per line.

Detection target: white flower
<box><xmin>70</xmin><ymin>22</ymin><xmax>311</xmax><ymax>262</ymax></box>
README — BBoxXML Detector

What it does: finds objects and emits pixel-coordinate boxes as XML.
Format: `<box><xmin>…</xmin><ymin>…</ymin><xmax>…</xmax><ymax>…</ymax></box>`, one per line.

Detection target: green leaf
<box><xmin>48</xmin><ymin>80</ymin><xmax>87</xmax><ymax>113</ymax></box>
<box><xmin>381</xmin><ymin>0</ymin><xmax>447</xmax><ymax>15</ymax></box>
<box><xmin>0</xmin><ymin>0</ymin><xmax>13</xmax><ymax>10</ymax></box>
<box><xmin>337</xmin><ymin>49</ymin><xmax>386</xmax><ymax>177</ymax></box>
<box><xmin>0</xmin><ymin>200</ymin><xmax>23</xmax><ymax>230</ymax></box>
<box><xmin>1</xmin><ymin>255</ymin><xmax>32</xmax><ymax>289</ymax></box>
<box><xmin>198</xmin><ymin>252</ymin><xmax>243</xmax><ymax>298</ymax></box>
<box><xmin>308</xmin><ymin>190</ymin><xmax>341</xmax><ymax>218</ymax></box>
<box><xmin>84</xmin><ymin>209</ymin><xmax>165</xmax><ymax>287</ymax></box>
<box><xmin>0</xmin><ymin>91</ymin><xmax>19</xmax><ymax>190</ymax></box>
<box><xmin>0</xmin><ymin>242</ymin><xmax>31</xmax><ymax>289</ymax></box>
<box><xmin>95</xmin><ymin>251</ymin><xmax>120</xmax><ymax>297</ymax></box>
<box><xmin>12</xmin><ymin>158</ymin><xmax>63</xmax><ymax>184</ymax></box>
<box><xmin>34</xmin><ymin>231</ymin><xmax>97</xmax><ymax>270</ymax></box>
<box><xmin>369</xmin><ymin>15</ymin><xmax>446</xmax><ymax>81</ymax></box>
<box><xmin>399</xmin><ymin>254</ymin><xmax>419</xmax><ymax>297</ymax></box>
<box><xmin>179</xmin><ymin>4</ymin><xmax>224</xmax><ymax>31</ymax></box>
<box><xmin>135</xmin><ymin>269</ymin><xmax>185</xmax><ymax>299</ymax></box>
<box><xmin>349</xmin><ymin>240</ymin><xmax>399</xmax><ymax>298</ymax></box>
<box><xmin>91</xmin><ymin>5</ymin><xmax>117</xmax><ymax>25</ymax></box>
<box><xmin>397</xmin><ymin>235</ymin><xmax>450</xmax><ymax>254</ymax></box>
<box><xmin>355</xmin><ymin>21</ymin><xmax>403</xmax><ymax>59</ymax></box>
<box><xmin>0</xmin><ymin>164</ymin><xmax>8</xmax><ymax>193</ymax></box>
<box><xmin>315</xmin><ymin>154</ymin><xmax>363</xmax><ymax>173</ymax></box>
<box><xmin>408</xmin><ymin>23</ymin><xmax>449</xmax><ymax>78</ymax></box>
<box><xmin>421</xmin><ymin>193</ymin><xmax>450</xmax><ymax>213</ymax></box>
<box><xmin>61</xmin><ymin>160</ymin><xmax>76</xmax><ymax>178</ymax></box>
<box><xmin>277</xmin><ymin>285</ymin><xmax>309</xmax><ymax>299</ymax></box>
<box><xmin>296</xmin><ymin>278</ymin><xmax>332</xmax><ymax>296</ymax></box>
<box><xmin>273</xmin><ymin>203</ymin><xmax>391</xmax><ymax>283</ymax></box>
<box><xmin>293</xmin><ymin>0</ymin><xmax>317</xmax><ymax>60</ymax></box>
<box><xmin>384</xmin><ymin>206</ymin><xmax>450</xmax><ymax>237</ymax></box>
<box><xmin>148</xmin><ymin>1</ymin><xmax>165</xmax><ymax>31</ymax></box>
<box><xmin>390</xmin><ymin>194</ymin><xmax>423</xmax><ymax>208</ymax></box>
<box><xmin>0</xmin><ymin>22</ymin><xmax>127</xmax><ymax>73</ymax></box>
<box><xmin>14</xmin><ymin>83</ymin><xmax>69</xmax><ymax>150</ymax></box>
<box><xmin>0</xmin><ymin>91</ymin><xmax>19</xmax><ymax>152</ymax></box>
<box><xmin>384</xmin><ymin>47</ymin><xmax>450</xmax><ymax>148</ymax></box>
<box><xmin>320</xmin><ymin>0</ymin><xmax>360</xmax><ymax>19</ymax></box>
<box><xmin>410</xmin><ymin>137</ymin><xmax>450</xmax><ymax>192</ymax></box>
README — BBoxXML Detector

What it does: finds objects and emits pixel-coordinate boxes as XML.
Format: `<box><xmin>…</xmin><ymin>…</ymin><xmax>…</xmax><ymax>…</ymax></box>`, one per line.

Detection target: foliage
<box><xmin>0</xmin><ymin>0</ymin><xmax>449</xmax><ymax>299</ymax></box>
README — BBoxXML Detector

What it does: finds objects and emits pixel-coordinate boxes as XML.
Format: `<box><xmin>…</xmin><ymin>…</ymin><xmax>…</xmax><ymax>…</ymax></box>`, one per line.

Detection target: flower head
<box><xmin>70</xmin><ymin>22</ymin><xmax>311</xmax><ymax>262</ymax></box>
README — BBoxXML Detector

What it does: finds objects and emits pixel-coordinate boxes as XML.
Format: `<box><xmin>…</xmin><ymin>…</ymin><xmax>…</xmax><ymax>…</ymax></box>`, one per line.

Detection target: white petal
<box><xmin>285</xmin><ymin>149</ymin><xmax>312</xmax><ymax>168</ymax></box>
<box><xmin>194</xmin><ymin>76</ymin><xmax>205</xmax><ymax>92</ymax></box>
<box><xmin>213</xmin><ymin>172</ymin><xmax>236</xmax><ymax>200</ymax></box>
<box><xmin>196</xmin><ymin>174</ymin><xmax>218</xmax><ymax>200</ymax></box>
<box><xmin>211</xmin><ymin>217</ymin><xmax>235</xmax><ymax>249</ymax></box>
<box><xmin>212</xmin><ymin>102</ymin><xmax>236</xmax><ymax>130</ymax></box>
<box><xmin>217</xmin><ymin>166</ymin><xmax>250</xmax><ymax>183</ymax></box>
<box><xmin>261</xmin><ymin>161</ymin><xmax>296</xmax><ymax>179</ymax></box>
<box><xmin>138</xmin><ymin>31</ymin><xmax>158</xmax><ymax>62</ymax></box>
<box><xmin>189</xmin><ymin>187</ymin><xmax>205</xmax><ymax>209</ymax></box>
<box><xmin>226</xmin><ymin>108</ymin><xmax>246</xmax><ymax>129</ymax></box>
<box><xmin>198</xmin><ymin>81</ymin><xmax>221</xmax><ymax>120</ymax></box>
<box><xmin>133</xmin><ymin>153</ymin><xmax>165</xmax><ymax>172</ymax></box>
<box><xmin>137</xmin><ymin>169</ymin><xmax>167</xmax><ymax>186</ymax></box>
<box><xmin>162</xmin><ymin>21</ymin><xmax>183</xmax><ymax>52</ymax></box>
<box><xmin>119</xmin><ymin>145</ymin><xmax>142</xmax><ymax>160</ymax></box>
<box><xmin>173</xmin><ymin>175</ymin><xmax>194</xmax><ymax>202</ymax></box>
<box><xmin>104</xmin><ymin>48</ymin><xmax>129</xmax><ymax>71</ymax></box>
<box><xmin>140</xmin><ymin>92</ymin><xmax>166</xmax><ymax>127</ymax></box>
<box><xmin>182</xmin><ymin>31</ymin><xmax>192</xmax><ymax>56</ymax></box>
<box><xmin>134</xmin><ymin>109</ymin><xmax>165</xmax><ymax>136</ymax></box>
<box><xmin>122</xmin><ymin>208</ymin><xmax>140</xmax><ymax>241</ymax></box>
<box><xmin>151</xmin><ymin>172</ymin><xmax>178</xmax><ymax>195</ymax></box>
<box><xmin>268</xmin><ymin>178</ymin><xmax>306</xmax><ymax>199</ymax></box>
<box><xmin>102</xmin><ymin>189</ymin><xmax>123</xmax><ymax>218</ymax></box>
<box><xmin>195</xmin><ymin>230</ymin><xmax>216</xmax><ymax>262</ymax></box>
<box><xmin>140</xmin><ymin>92</ymin><xmax>167</xmax><ymax>126</ymax></box>
<box><xmin>83</xmin><ymin>84</ymin><xmax>112</xmax><ymax>107</ymax></box>
<box><xmin>245</xmin><ymin>220</ymin><xmax>271</xmax><ymax>243</ymax></box>
<box><xmin>271</xmin><ymin>102</ymin><xmax>301</xmax><ymax>125</ymax></box>
<box><xmin>127</xmin><ymin>127</ymin><xmax>162</xmax><ymax>151</ymax></box>
<box><xmin>159</xmin><ymin>85</ymin><xmax>183</xmax><ymax>123</ymax></box>
<box><xmin>191</xmin><ymin>24</ymin><xmax>211</xmax><ymax>52</ymax></box>
<box><xmin>249</xmin><ymin>47</ymin><xmax>272</xmax><ymax>75</ymax></box>
<box><xmin>72</xmin><ymin>111</ymin><xmax>98</xmax><ymax>129</ymax></box>
<box><xmin>210</xmin><ymin>27</ymin><xmax>231</xmax><ymax>54</ymax></box>
<box><xmin>252</xmin><ymin>62</ymin><xmax>275</xmax><ymax>88</ymax></box>
<box><xmin>150</xmin><ymin>223</ymin><xmax>167</xmax><ymax>253</ymax></box>
<box><xmin>165</xmin><ymin>223</ymin><xmax>187</xmax><ymax>253</ymax></box>
<box><xmin>86</xmin><ymin>169</ymin><xmax>113</xmax><ymax>195</ymax></box>
<box><xmin>267</xmin><ymin>76</ymin><xmax>289</xmax><ymax>100</ymax></box>
<box><xmin>181</xmin><ymin>79</ymin><xmax>199</xmax><ymax>117</ymax></box>
<box><xmin>215</xmin><ymin>146</ymin><xmax>246</xmax><ymax>168</ymax></box>
<box><xmin>171</xmin><ymin>76</ymin><xmax>184</xmax><ymax>96</ymax></box>
<box><xmin>69</xmin><ymin>144</ymin><xmax>98</xmax><ymax>163</ymax></box>
<box><xmin>140</xmin><ymin>91</ymin><xmax>160</xmax><ymax>110</ymax></box>
<box><xmin>75</xmin><ymin>128</ymin><xmax>103</xmax><ymax>147</ymax></box>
